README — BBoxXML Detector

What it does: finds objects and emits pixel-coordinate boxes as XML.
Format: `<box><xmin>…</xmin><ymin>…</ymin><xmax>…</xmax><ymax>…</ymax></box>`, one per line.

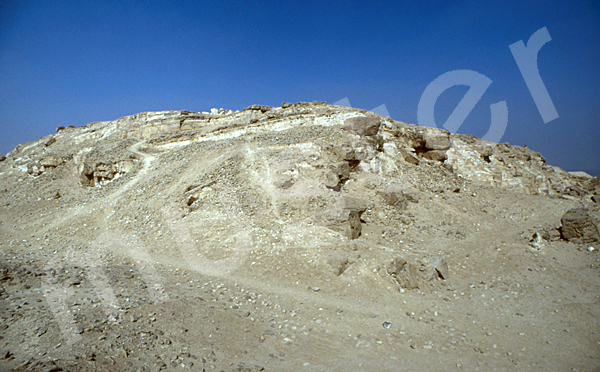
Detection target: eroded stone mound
<box><xmin>1</xmin><ymin>101</ymin><xmax>599</xmax><ymax>372</ymax></box>
<box><xmin>0</xmin><ymin>101</ymin><xmax>596</xmax><ymax>240</ymax></box>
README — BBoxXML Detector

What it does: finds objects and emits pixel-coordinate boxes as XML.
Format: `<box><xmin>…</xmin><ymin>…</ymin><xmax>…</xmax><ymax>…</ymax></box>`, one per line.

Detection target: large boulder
<box><xmin>315</xmin><ymin>197</ymin><xmax>368</xmax><ymax>239</ymax></box>
<box><xmin>323</xmin><ymin>162</ymin><xmax>350</xmax><ymax>191</ymax></box>
<box><xmin>422</xmin><ymin>150</ymin><xmax>448</xmax><ymax>162</ymax></box>
<box><xmin>560</xmin><ymin>208</ymin><xmax>600</xmax><ymax>243</ymax></box>
<box><xmin>343</xmin><ymin>116</ymin><xmax>381</xmax><ymax>136</ymax></box>
<box><xmin>424</xmin><ymin>135</ymin><xmax>452</xmax><ymax>151</ymax></box>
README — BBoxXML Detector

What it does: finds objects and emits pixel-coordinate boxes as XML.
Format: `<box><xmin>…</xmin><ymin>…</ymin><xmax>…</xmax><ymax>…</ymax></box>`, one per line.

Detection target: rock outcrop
<box><xmin>2</xmin><ymin>101</ymin><xmax>594</xmax><ymax>201</ymax></box>
<box><xmin>560</xmin><ymin>208</ymin><xmax>600</xmax><ymax>243</ymax></box>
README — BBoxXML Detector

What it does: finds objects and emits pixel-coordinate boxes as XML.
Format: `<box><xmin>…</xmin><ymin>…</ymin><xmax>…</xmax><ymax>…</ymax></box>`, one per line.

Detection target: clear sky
<box><xmin>1</xmin><ymin>0</ymin><xmax>599</xmax><ymax>174</ymax></box>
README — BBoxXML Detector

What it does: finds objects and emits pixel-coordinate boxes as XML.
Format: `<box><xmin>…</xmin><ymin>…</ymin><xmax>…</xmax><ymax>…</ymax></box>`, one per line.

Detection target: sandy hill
<box><xmin>0</xmin><ymin>102</ymin><xmax>599</xmax><ymax>371</ymax></box>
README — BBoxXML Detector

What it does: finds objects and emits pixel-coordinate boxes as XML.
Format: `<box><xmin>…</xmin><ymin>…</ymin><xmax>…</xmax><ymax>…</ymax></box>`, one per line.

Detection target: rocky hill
<box><xmin>0</xmin><ymin>102</ymin><xmax>599</xmax><ymax>371</ymax></box>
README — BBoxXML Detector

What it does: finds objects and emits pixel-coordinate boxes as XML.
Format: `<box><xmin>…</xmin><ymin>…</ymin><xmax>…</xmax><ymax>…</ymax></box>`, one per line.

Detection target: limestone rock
<box><xmin>424</xmin><ymin>135</ymin><xmax>452</xmax><ymax>151</ymax></box>
<box><xmin>569</xmin><ymin>171</ymin><xmax>593</xmax><ymax>178</ymax></box>
<box><xmin>378</xmin><ymin>189</ymin><xmax>417</xmax><ymax>210</ymax></box>
<box><xmin>334</xmin><ymin>143</ymin><xmax>355</xmax><ymax>161</ymax></box>
<box><xmin>422</xmin><ymin>150</ymin><xmax>447</xmax><ymax>162</ymax></box>
<box><xmin>80</xmin><ymin>159</ymin><xmax>137</xmax><ymax>186</ymax></box>
<box><xmin>386</xmin><ymin>258</ymin><xmax>407</xmax><ymax>276</ymax></box>
<box><xmin>399</xmin><ymin>148</ymin><xmax>419</xmax><ymax>165</ymax></box>
<box><xmin>397</xmin><ymin>263</ymin><xmax>419</xmax><ymax>289</ymax></box>
<box><xmin>540</xmin><ymin>225</ymin><xmax>561</xmax><ymax>241</ymax></box>
<box><xmin>324</xmin><ymin>161</ymin><xmax>351</xmax><ymax>191</ymax></box>
<box><xmin>39</xmin><ymin>155</ymin><xmax>62</xmax><ymax>168</ymax></box>
<box><xmin>425</xmin><ymin>256</ymin><xmax>448</xmax><ymax>280</ymax></box>
<box><xmin>586</xmin><ymin>177</ymin><xmax>600</xmax><ymax>195</ymax></box>
<box><xmin>332</xmin><ymin>161</ymin><xmax>350</xmax><ymax>181</ymax></box>
<box><xmin>343</xmin><ymin>116</ymin><xmax>381</xmax><ymax>136</ymax></box>
<box><xmin>245</xmin><ymin>104</ymin><xmax>272</xmax><ymax>113</ymax></box>
<box><xmin>386</xmin><ymin>258</ymin><xmax>419</xmax><ymax>289</ymax></box>
<box><xmin>529</xmin><ymin>232</ymin><xmax>545</xmax><ymax>251</ymax></box>
<box><xmin>560</xmin><ymin>208</ymin><xmax>600</xmax><ymax>243</ymax></box>
<box><xmin>0</xmin><ymin>154</ymin><xmax>5</xmax><ymax>162</ymax></box>
<box><xmin>273</xmin><ymin>174</ymin><xmax>295</xmax><ymax>189</ymax></box>
<box><xmin>328</xmin><ymin>257</ymin><xmax>350</xmax><ymax>276</ymax></box>
<box><xmin>315</xmin><ymin>197</ymin><xmax>368</xmax><ymax>239</ymax></box>
<box><xmin>393</xmin><ymin>127</ymin><xmax>426</xmax><ymax>149</ymax></box>
<box><xmin>323</xmin><ymin>170</ymin><xmax>341</xmax><ymax>190</ymax></box>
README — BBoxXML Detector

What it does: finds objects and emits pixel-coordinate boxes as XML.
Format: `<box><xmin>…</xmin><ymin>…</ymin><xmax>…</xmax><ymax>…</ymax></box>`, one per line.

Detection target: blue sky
<box><xmin>1</xmin><ymin>0</ymin><xmax>599</xmax><ymax>174</ymax></box>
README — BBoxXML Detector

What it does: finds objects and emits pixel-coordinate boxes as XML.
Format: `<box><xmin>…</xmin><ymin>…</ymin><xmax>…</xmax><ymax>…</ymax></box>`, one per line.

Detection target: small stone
<box><xmin>323</xmin><ymin>170</ymin><xmax>340</xmax><ymax>189</ymax></box>
<box><xmin>426</xmin><ymin>256</ymin><xmax>449</xmax><ymax>280</ymax></box>
<box><xmin>378</xmin><ymin>190</ymin><xmax>410</xmax><ymax>210</ymax></box>
<box><xmin>396</xmin><ymin>263</ymin><xmax>419</xmax><ymax>289</ymax></box>
<box><xmin>328</xmin><ymin>257</ymin><xmax>350</xmax><ymax>276</ymax></box>
<box><xmin>156</xmin><ymin>360</ymin><xmax>167</xmax><ymax>370</ymax></box>
<box><xmin>386</xmin><ymin>258</ymin><xmax>407</xmax><ymax>276</ymax></box>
